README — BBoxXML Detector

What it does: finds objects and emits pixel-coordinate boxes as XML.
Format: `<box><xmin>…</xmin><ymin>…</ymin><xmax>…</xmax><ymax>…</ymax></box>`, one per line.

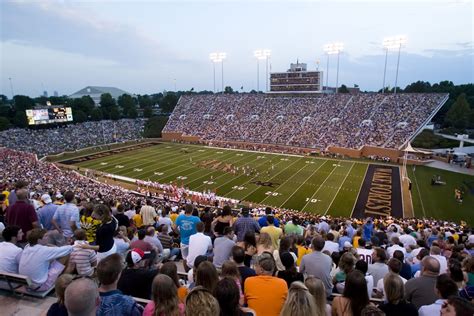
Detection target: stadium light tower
<box><xmin>324</xmin><ymin>42</ymin><xmax>344</xmax><ymax>93</ymax></box>
<box><xmin>382</xmin><ymin>35</ymin><xmax>407</xmax><ymax>94</ymax></box>
<box><xmin>254</xmin><ymin>49</ymin><xmax>271</xmax><ymax>92</ymax></box>
<box><xmin>210</xmin><ymin>52</ymin><xmax>226</xmax><ymax>93</ymax></box>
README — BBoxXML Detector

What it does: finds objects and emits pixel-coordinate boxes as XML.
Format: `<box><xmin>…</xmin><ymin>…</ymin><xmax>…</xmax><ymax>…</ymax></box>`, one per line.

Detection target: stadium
<box><xmin>1</xmin><ymin>1</ymin><xmax>474</xmax><ymax>316</ymax></box>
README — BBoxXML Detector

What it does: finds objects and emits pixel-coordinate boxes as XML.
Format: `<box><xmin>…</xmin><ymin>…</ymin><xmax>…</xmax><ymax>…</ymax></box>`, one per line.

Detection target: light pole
<box><xmin>8</xmin><ymin>77</ymin><xmax>14</xmax><ymax>99</ymax></box>
<box><xmin>254</xmin><ymin>49</ymin><xmax>271</xmax><ymax>92</ymax></box>
<box><xmin>324</xmin><ymin>42</ymin><xmax>344</xmax><ymax>93</ymax></box>
<box><xmin>210</xmin><ymin>52</ymin><xmax>226</xmax><ymax>93</ymax></box>
<box><xmin>382</xmin><ymin>36</ymin><xmax>407</xmax><ymax>94</ymax></box>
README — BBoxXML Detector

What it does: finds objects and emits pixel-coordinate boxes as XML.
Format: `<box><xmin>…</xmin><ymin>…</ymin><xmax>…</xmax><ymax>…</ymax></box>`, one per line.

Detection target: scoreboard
<box><xmin>26</xmin><ymin>107</ymin><xmax>73</xmax><ymax>125</ymax></box>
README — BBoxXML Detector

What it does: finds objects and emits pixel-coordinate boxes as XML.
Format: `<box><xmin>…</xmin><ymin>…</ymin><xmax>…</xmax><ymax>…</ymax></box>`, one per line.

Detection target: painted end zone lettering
<box><xmin>352</xmin><ymin>165</ymin><xmax>402</xmax><ymax>218</ymax></box>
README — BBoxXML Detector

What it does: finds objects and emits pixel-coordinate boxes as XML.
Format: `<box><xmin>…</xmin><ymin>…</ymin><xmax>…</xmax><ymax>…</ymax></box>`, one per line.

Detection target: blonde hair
<box><xmin>185</xmin><ymin>286</ymin><xmax>220</xmax><ymax>316</ymax></box>
<box><xmin>280</xmin><ymin>281</ymin><xmax>317</xmax><ymax>316</ymax></box>
<box><xmin>384</xmin><ymin>273</ymin><xmax>404</xmax><ymax>304</ymax></box>
<box><xmin>257</xmin><ymin>232</ymin><xmax>273</xmax><ymax>249</ymax></box>
<box><xmin>55</xmin><ymin>274</ymin><xmax>74</xmax><ymax>305</ymax></box>
<box><xmin>339</xmin><ymin>252</ymin><xmax>356</xmax><ymax>274</ymax></box>
<box><xmin>305</xmin><ymin>277</ymin><xmax>328</xmax><ymax>316</ymax></box>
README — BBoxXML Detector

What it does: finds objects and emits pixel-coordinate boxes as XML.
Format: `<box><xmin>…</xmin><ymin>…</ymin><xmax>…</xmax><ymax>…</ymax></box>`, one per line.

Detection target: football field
<box><xmin>66</xmin><ymin>142</ymin><xmax>370</xmax><ymax>217</ymax></box>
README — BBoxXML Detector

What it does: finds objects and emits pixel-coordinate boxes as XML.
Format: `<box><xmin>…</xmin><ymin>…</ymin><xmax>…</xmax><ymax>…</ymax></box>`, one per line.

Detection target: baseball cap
<box><xmin>41</xmin><ymin>194</ymin><xmax>52</xmax><ymax>204</ymax></box>
<box><xmin>126</xmin><ymin>248</ymin><xmax>145</xmax><ymax>265</ymax></box>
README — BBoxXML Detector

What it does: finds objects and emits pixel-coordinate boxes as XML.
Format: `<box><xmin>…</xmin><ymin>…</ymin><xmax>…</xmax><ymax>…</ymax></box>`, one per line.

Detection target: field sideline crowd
<box><xmin>1</xmin><ymin>147</ymin><xmax>474</xmax><ymax>316</ymax></box>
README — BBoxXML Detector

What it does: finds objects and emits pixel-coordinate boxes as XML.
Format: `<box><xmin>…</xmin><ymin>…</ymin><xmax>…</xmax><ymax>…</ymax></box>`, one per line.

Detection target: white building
<box><xmin>69</xmin><ymin>86</ymin><xmax>133</xmax><ymax>105</ymax></box>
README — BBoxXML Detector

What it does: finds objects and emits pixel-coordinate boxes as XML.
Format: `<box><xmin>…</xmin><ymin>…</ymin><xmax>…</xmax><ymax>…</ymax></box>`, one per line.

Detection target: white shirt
<box><xmin>19</xmin><ymin>244</ymin><xmax>73</xmax><ymax>286</ymax></box>
<box><xmin>187</xmin><ymin>232</ymin><xmax>212</xmax><ymax>268</ymax></box>
<box><xmin>157</xmin><ymin>216</ymin><xmax>173</xmax><ymax>233</ymax></box>
<box><xmin>399</xmin><ymin>234</ymin><xmax>417</xmax><ymax>248</ymax></box>
<box><xmin>357</xmin><ymin>248</ymin><xmax>374</xmax><ymax>264</ymax></box>
<box><xmin>365</xmin><ymin>274</ymin><xmax>374</xmax><ymax>298</ymax></box>
<box><xmin>0</xmin><ymin>242</ymin><xmax>23</xmax><ymax>273</ymax></box>
<box><xmin>468</xmin><ymin>234</ymin><xmax>474</xmax><ymax>245</ymax></box>
<box><xmin>322</xmin><ymin>241</ymin><xmax>339</xmax><ymax>255</ymax></box>
<box><xmin>431</xmin><ymin>254</ymin><xmax>448</xmax><ymax>273</ymax></box>
<box><xmin>387</xmin><ymin>244</ymin><xmax>407</xmax><ymax>258</ymax></box>
<box><xmin>418</xmin><ymin>299</ymin><xmax>444</xmax><ymax>316</ymax></box>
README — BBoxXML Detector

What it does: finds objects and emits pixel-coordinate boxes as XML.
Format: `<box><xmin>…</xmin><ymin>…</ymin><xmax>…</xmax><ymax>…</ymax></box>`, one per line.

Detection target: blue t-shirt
<box><xmin>363</xmin><ymin>223</ymin><xmax>373</xmax><ymax>241</ymax></box>
<box><xmin>258</xmin><ymin>215</ymin><xmax>280</xmax><ymax>228</ymax></box>
<box><xmin>175</xmin><ymin>214</ymin><xmax>201</xmax><ymax>245</ymax></box>
<box><xmin>98</xmin><ymin>290</ymin><xmax>142</xmax><ymax>316</ymax></box>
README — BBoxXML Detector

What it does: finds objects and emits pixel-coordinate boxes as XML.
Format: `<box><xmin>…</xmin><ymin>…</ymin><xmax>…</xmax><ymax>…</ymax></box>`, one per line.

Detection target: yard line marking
<box><xmin>276</xmin><ymin>160</ymin><xmax>329</xmax><ymax>208</ymax></box>
<box><xmin>324</xmin><ymin>162</ymin><xmax>355</xmax><ymax>215</ymax></box>
<box><xmin>301</xmin><ymin>160</ymin><xmax>342</xmax><ymax>212</ymax></box>
<box><xmin>350</xmin><ymin>164</ymin><xmax>369</xmax><ymax>218</ymax></box>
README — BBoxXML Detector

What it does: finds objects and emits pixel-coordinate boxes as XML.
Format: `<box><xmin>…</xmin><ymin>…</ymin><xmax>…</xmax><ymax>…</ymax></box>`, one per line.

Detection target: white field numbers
<box><xmin>305</xmin><ymin>198</ymin><xmax>321</xmax><ymax>203</ymax></box>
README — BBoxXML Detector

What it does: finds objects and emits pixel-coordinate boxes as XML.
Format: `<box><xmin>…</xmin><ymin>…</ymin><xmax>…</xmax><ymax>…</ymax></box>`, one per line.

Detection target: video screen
<box><xmin>26</xmin><ymin>107</ymin><xmax>74</xmax><ymax>125</ymax></box>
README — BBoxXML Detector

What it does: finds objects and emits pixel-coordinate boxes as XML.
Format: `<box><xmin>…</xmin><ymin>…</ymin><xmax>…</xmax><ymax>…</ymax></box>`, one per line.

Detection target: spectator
<box><xmin>185</xmin><ymin>286</ymin><xmax>220</xmax><ymax>316</ymax></box>
<box><xmin>117</xmin><ymin>248</ymin><xmax>158</xmax><ymax>299</ymax></box>
<box><xmin>175</xmin><ymin>204</ymin><xmax>201</xmax><ymax>270</ymax></box>
<box><xmin>187</xmin><ymin>222</ymin><xmax>213</xmax><ymax>269</ymax></box>
<box><xmin>195</xmin><ymin>261</ymin><xmax>219</xmax><ymax>293</ymax></box>
<box><xmin>284</xmin><ymin>216</ymin><xmax>303</xmax><ymax>236</ymax></box>
<box><xmin>305</xmin><ymin>276</ymin><xmax>332</xmax><ymax>316</ymax></box>
<box><xmin>80</xmin><ymin>202</ymin><xmax>100</xmax><ymax>244</ymax></box>
<box><xmin>213</xmin><ymin>226</ymin><xmax>236</xmax><ymax>269</ymax></box>
<box><xmin>280</xmin><ymin>281</ymin><xmax>317</xmax><ymax>316</ymax></box>
<box><xmin>156</xmin><ymin>223</ymin><xmax>180</xmax><ymax>261</ymax></box>
<box><xmin>332</xmin><ymin>270</ymin><xmax>370</xmax><ymax>316</ymax></box>
<box><xmin>440</xmin><ymin>296</ymin><xmax>474</xmax><ymax>316</ymax></box>
<box><xmin>68</xmin><ymin>229</ymin><xmax>97</xmax><ymax>277</ymax></box>
<box><xmin>159</xmin><ymin>261</ymin><xmax>189</xmax><ymax>303</ymax></box>
<box><xmin>258</xmin><ymin>207</ymin><xmax>280</xmax><ymax>228</ymax></box>
<box><xmin>244</xmin><ymin>252</ymin><xmax>288</xmax><ymax>316</ymax></box>
<box><xmin>93</xmin><ymin>204</ymin><xmax>118</xmax><ymax>261</ymax></box>
<box><xmin>233</xmin><ymin>207</ymin><xmax>260</xmax><ymax>242</ymax></box>
<box><xmin>214</xmin><ymin>277</ymin><xmax>255</xmax><ymax>316</ymax></box>
<box><xmin>220</xmin><ymin>260</ymin><xmax>244</xmax><ymax>305</ymax></box>
<box><xmin>6</xmin><ymin>188</ymin><xmax>39</xmax><ymax>242</ymax></box>
<box><xmin>140</xmin><ymin>199</ymin><xmax>157</xmax><ymax>226</ymax></box>
<box><xmin>143</xmin><ymin>274</ymin><xmax>185</xmax><ymax>316</ymax></box>
<box><xmin>355</xmin><ymin>259</ymin><xmax>374</xmax><ymax>299</ymax></box>
<box><xmin>368</xmin><ymin>247</ymin><xmax>389</xmax><ymax>286</ymax></box>
<box><xmin>156</xmin><ymin>206</ymin><xmax>173</xmax><ymax>234</ymax></box>
<box><xmin>431</xmin><ymin>245</ymin><xmax>449</xmax><ymax>274</ymax></box>
<box><xmin>277</xmin><ymin>251</ymin><xmax>304</xmax><ymax>288</ymax></box>
<box><xmin>19</xmin><ymin>228</ymin><xmax>73</xmax><ymax>292</ymax></box>
<box><xmin>323</xmin><ymin>232</ymin><xmax>339</xmax><ymax>255</ymax></box>
<box><xmin>45</xmin><ymin>274</ymin><xmax>74</xmax><ymax>316</ymax></box>
<box><xmin>7</xmin><ymin>180</ymin><xmax>28</xmax><ymax>207</ymax></box>
<box><xmin>356</xmin><ymin>238</ymin><xmax>373</xmax><ymax>264</ymax></box>
<box><xmin>405</xmin><ymin>256</ymin><xmax>441</xmax><ymax>309</ymax></box>
<box><xmin>379</xmin><ymin>273</ymin><xmax>418</xmax><ymax>316</ymax></box>
<box><xmin>300</xmin><ymin>236</ymin><xmax>333</xmax><ymax>297</ymax></box>
<box><xmin>52</xmin><ymin>190</ymin><xmax>80</xmax><ymax>240</ymax></box>
<box><xmin>37</xmin><ymin>194</ymin><xmax>57</xmax><ymax>230</ymax></box>
<box><xmin>0</xmin><ymin>225</ymin><xmax>23</xmax><ymax>273</ymax></box>
<box><xmin>96</xmin><ymin>253</ymin><xmax>142</xmax><ymax>316</ymax></box>
<box><xmin>419</xmin><ymin>274</ymin><xmax>459</xmax><ymax>316</ymax></box>
<box><xmin>375</xmin><ymin>258</ymin><xmax>407</xmax><ymax>298</ymax></box>
<box><xmin>144</xmin><ymin>226</ymin><xmax>164</xmax><ymax>259</ymax></box>
<box><xmin>388</xmin><ymin>236</ymin><xmax>407</xmax><ymax>258</ymax></box>
<box><xmin>334</xmin><ymin>252</ymin><xmax>357</xmax><ymax>293</ymax></box>
<box><xmin>260</xmin><ymin>215</ymin><xmax>282</xmax><ymax>250</ymax></box>
<box><xmin>64</xmin><ymin>277</ymin><xmax>100</xmax><ymax>316</ymax></box>
<box><xmin>212</xmin><ymin>205</ymin><xmax>234</xmax><ymax>237</ymax></box>
<box><xmin>256</xmin><ymin>232</ymin><xmax>274</xmax><ymax>255</ymax></box>
<box><xmin>115</xmin><ymin>204</ymin><xmax>130</xmax><ymax>227</ymax></box>
<box><xmin>231</xmin><ymin>245</ymin><xmax>256</xmax><ymax>291</ymax></box>
<box><xmin>394</xmin><ymin>249</ymin><xmax>413</xmax><ymax>280</ymax></box>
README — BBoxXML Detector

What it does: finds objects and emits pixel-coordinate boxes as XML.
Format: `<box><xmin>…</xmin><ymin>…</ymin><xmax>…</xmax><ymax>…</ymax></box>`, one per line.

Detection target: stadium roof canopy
<box><xmin>69</xmin><ymin>86</ymin><xmax>133</xmax><ymax>105</ymax></box>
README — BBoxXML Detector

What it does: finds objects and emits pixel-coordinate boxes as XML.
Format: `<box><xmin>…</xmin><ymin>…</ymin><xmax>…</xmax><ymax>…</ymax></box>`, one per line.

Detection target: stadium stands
<box><xmin>163</xmin><ymin>93</ymin><xmax>448</xmax><ymax>150</ymax></box>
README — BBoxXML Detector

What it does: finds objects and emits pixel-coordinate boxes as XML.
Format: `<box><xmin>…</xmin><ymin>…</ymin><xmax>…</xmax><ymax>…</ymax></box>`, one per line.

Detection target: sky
<box><xmin>1</xmin><ymin>0</ymin><xmax>473</xmax><ymax>97</ymax></box>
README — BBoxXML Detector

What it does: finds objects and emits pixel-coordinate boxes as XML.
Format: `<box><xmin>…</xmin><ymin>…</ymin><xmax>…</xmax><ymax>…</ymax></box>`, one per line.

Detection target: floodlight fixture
<box><xmin>254</xmin><ymin>49</ymin><xmax>272</xmax><ymax>91</ymax></box>
<box><xmin>323</xmin><ymin>42</ymin><xmax>344</xmax><ymax>93</ymax></box>
<box><xmin>381</xmin><ymin>36</ymin><xmax>407</xmax><ymax>94</ymax></box>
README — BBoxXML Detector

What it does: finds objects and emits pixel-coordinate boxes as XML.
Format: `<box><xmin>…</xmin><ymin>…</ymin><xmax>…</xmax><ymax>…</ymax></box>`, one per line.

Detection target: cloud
<box><xmin>1</xmin><ymin>1</ymin><xmax>181</xmax><ymax>66</ymax></box>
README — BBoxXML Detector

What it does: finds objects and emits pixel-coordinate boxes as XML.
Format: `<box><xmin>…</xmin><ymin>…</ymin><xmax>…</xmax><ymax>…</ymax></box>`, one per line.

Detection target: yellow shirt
<box><xmin>80</xmin><ymin>216</ymin><xmax>101</xmax><ymax>243</ymax></box>
<box><xmin>170</xmin><ymin>213</ymin><xmax>178</xmax><ymax>223</ymax></box>
<box><xmin>353</xmin><ymin>236</ymin><xmax>361</xmax><ymax>249</ymax></box>
<box><xmin>296</xmin><ymin>245</ymin><xmax>312</xmax><ymax>266</ymax></box>
<box><xmin>261</xmin><ymin>225</ymin><xmax>283</xmax><ymax>250</ymax></box>
<box><xmin>2</xmin><ymin>190</ymin><xmax>10</xmax><ymax>207</ymax></box>
<box><xmin>133</xmin><ymin>214</ymin><xmax>143</xmax><ymax>228</ymax></box>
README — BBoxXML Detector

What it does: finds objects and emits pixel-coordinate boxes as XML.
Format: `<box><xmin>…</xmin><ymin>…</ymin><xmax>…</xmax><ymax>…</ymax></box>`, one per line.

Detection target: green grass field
<box><xmin>67</xmin><ymin>142</ymin><xmax>474</xmax><ymax>223</ymax></box>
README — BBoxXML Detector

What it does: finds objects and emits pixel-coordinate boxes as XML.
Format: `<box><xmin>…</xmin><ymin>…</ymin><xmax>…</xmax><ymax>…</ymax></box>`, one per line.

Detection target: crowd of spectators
<box><xmin>163</xmin><ymin>93</ymin><xmax>447</xmax><ymax>150</ymax></box>
<box><xmin>0</xmin><ymin>119</ymin><xmax>145</xmax><ymax>157</ymax></box>
<box><xmin>1</xmin><ymin>148</ymin><xmax>473</xmax><ymax>315</ymax></box>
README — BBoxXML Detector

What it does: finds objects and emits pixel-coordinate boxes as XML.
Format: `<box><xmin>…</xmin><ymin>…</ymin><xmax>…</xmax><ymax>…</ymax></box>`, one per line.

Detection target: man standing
<box><xmin>37</xmin><ymin>194</ymin><xmax>58</xmax><ymax>230</ymax></box>
<box><xmin>140</xmin><ymin>200</ymin><xmax>157</xmax><ymax>226</ymax></box>
<box><xmin>52</xmin><ymin>191</ymin><xmax>80</xmax><ymax>240</ymax></box>
<box><xmin>300</xmin><ymin>236</ymin><xmax>333</xmax><ymax>297</ymax></box>
<box><xmin>368</xmin><ymin>247</ymin><xmax>389</xmax><ymax>286</ymax></box>
<box><xmin>405</xmin><ymin>256</ymin><xmax>440</xmax><ymax>309</ymax></box>
<box><xmin>260</xmin><ymin>215</ymin><xmax>282</xmax><ymax>250</ymax></box>
<box><xmin>244</xmin><ymin>252</ymin><xmax>288</xmax><ymax>316</ymax></box>
<box><xmin>6</xmin><ymin>188</ymin><xmax>39</xmax><ymax>242</ymax></box>
<box><xmin>187</xmin><ymin>222</ymin><xmax>212</xmax><ymax>269</ymax></box>
<box><xmin>418</xmin><ymin>274</ymin><xmax>459</xmax><ymax>316</ymax></box>
<box><xmin>174</xmin><ymin>204</ymin><xmax>201</xmax><ymax>270</ymax></box>
<box><xmin>233</xmin><ymin>207</ymin><xmax>260</xmax><ymax>242</ymax></box>
<box><xmin>258</xmin><ymin>207</ymin><xmax>280</xmax><ymax>228</ymax></box>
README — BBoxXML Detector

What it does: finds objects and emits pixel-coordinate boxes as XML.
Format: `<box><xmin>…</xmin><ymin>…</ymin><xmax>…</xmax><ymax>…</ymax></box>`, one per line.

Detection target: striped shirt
<box><xmin>70</xmin><ymin>241</ymin><xmax>97</xmax><ymax>276</ymax></box>
<box><xmin>158</xmin><ymin>233</ymin><xmax>173</xmax><ymax>249</ymax></box>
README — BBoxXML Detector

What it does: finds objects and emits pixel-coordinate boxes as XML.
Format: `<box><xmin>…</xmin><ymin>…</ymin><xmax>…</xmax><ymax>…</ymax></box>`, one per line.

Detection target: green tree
<box><xmin>128</xmin><ymin>107</ymin><xmax>138</xmax><ymax>119</ymax></box>
<box><xmin>160</xmin><ymin>93</ymin><xmax>178</xmax><ymax>113</ymax></box>
<box><xmin>0</xmin><ymin>105</ymin><xmax>11</xmax><ymax>117</ymax></box>
<box><xmin>339</xmin><ymin>85</ymin><xmax>350</xmax><ymax>93</ymax></box>
<box><xmin>224</xmin><ymin>86</ymin><xmax>234</xmax><ymax>94</ymax></box>
<box><xmin>445</xmin><ymin>94</ymin><xmax>471</xmax><ymax>129</ymax></box>
<box><xmin>0</xmin><ymin>95</ymin><xmax>8</xmax><ymax>105</ymax></box>
<box><xmin>73</xmin><ymin>109</ymin><xmax>87</xmax><ymax>123</ymax></box>
<box><xmin>13</xmin><ymin>95</ymin><xmax>34</xmax><ymax>111</ymax></box>
<box><xmin>118</xmin><ymin>94</ymin><xmax>137</xmax><ymax>118</ymax></box>
<box><xmin>0</xmin><ymin>116</ymin><xmax>11</xmax><ymax>131</ymax></box>
<box><xmin>143</xmin><ymin>116</ymin><xmax>169</xmax><ymax>138</ymax></box>
<box><xmin>100</xmin><ymin>93</ymin><xmax>116</xmax><ymax>108</ymax></box>
<box><xmin>90</xmin><ymin>107</ymin><xmax>103</xmax><ymax>121</ymax></box>
<box><xmin>110</xmin><ymin>106</ymin><xmax>121</xmax><ymax>120</ymax></box>
<box><xmin>143</xmin><ymin>106</ymin><xmax>153</xmax><ymax>118</ymax></box>
<box><xmin>12</xmin><ymin>111</ymin><xmax>28</xmax><ymax>128</ymax></box>
<box><xmin>404</xmin><ymin>81</ymin><xmax>432</xmax><ymax>93</ymax></box>
<box><xmin>138</xmin><ymin>95</ymin><xmax>153</xmax><ymax>109</ymax></box>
